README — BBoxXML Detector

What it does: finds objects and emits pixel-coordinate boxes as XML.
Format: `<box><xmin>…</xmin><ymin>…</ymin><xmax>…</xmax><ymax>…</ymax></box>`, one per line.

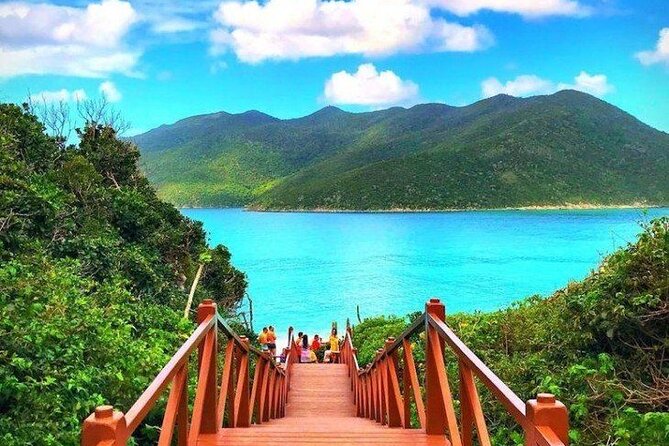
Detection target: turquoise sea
<box><xmin>182</xmin><ymin>208</ymin><xmax>668</xmax><ymax>339</ymax></box>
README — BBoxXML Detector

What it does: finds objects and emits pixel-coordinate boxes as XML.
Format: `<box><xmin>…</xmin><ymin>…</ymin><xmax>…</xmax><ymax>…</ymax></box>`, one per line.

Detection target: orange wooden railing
<box><xmin>81</xmin><ymin>299</ymin><xmax>291</xmax><ymax>445</ymax></box>
<box><xmin>340</xmin><ymin>298</ymin><xmax>569</xmax><ymax>446</ymax></box>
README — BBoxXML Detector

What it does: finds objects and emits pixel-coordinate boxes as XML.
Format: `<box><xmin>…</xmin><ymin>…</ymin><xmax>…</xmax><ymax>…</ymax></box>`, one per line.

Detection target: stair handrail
<box><xmin>340</xmin><ymin>298</ymin><xmax>569</xmax><ymax>446</ymax></box>
<box><xmin>81</xmin><ymin>299</ymin><xmax>288</xmax><ymax>446</ymax></box>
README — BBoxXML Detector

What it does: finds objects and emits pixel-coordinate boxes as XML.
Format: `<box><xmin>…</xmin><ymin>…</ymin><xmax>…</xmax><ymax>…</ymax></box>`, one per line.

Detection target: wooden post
<box><xmin>81</xmin><ymin>406</ymin><xmax>127</xmax><ymax>446</ymax></box>
<box><xmin>189</xmin><ymin>299</ymin><xmax>218</xmax><ymax>442</ymax></box>
<box><xmin>250</xmin><ymin>354</ymin><xmax>267</xmax><ymax>424</ymax></box>
<box><xmin>385</xmin><ymin>338</ymin><xmax>404</xmax><ymax>427</ymax></box>
<box><xmin>425</xmin><ymin>298</ymin><xmax>447</xmax><ymax>435</ymax></box>
<box><xmin>234</xmin><ymin>337</ymin><xmax>251</xmax><ymax>427</ymax></box>
<box><xmin>351</xmin><ymin>348</ymin><xmax>358</xmax><ymax>392</ymax></box>
<box><xmin>525</xmin><ymin>394</ymin><xmax>569</xmax><ymax>446</ymax></box>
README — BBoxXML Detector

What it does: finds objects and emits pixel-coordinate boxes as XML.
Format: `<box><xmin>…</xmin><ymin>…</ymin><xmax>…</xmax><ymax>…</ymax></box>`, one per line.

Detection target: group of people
<box><xmin>257</xmin><ymin>325</ymin><xmax>278</xmax><ymax>357</ymax></box>
<box><xmin>294</xmin><ymin>327</ymin><xmax>340</xmax><ymax>363</ymax></box>
<box><xmin>259</xmin><ymin>326</ymin><xmax>341</xmax><ymax>364</ymax></box>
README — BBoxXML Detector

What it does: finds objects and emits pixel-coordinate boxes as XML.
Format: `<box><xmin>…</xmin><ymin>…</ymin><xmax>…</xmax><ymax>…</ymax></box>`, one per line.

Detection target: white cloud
<box><xmin>151</xmin><ymin>17</ymin><xmax>204</xmax><ymax>34</ymax></box>
<box><xmin>423</xmin><ymin>0</ymin><xmax>591</xmax><ymax>18</ymax></box>
<box><xmin>323</xmin><ymin>63</ymin><xmax>419</xmax><ymax>106</ymax></box>
<box><xmin>481</xmin><ymin>71</ymin><xmax>614</xmax><ymax>98</ymax></box>
<box><xmin>636</xmin><ymin>28</ymin><xmax>669</xmax><ymax>67</ymax></box>
<box><xmin>211</xmin><ymin>0</ymin><xmax>493</xmax><ymax>63</ymax></box>
<box><xmin>559</xmin><ymin>71</ymin><xmax>613</xmax><ymax>96</ymax></box>
<box><xmin>99</xmin><ymin>81</ymin><xmax>122</xmax><ymax>102</ymax></box>
<box><xmin>30</xmin><ymin>88</ymin><xmax>87</xmax><ymax>103</ymax></box>
<box><xmin>482</xmin><ymin>75</ymin><xmax>555</xmax><ymax>97</ymax></box>
<box><xmin>0</xmin><ymin>0</ymin><xmax>140</xmax><ymax>78</ymax></box>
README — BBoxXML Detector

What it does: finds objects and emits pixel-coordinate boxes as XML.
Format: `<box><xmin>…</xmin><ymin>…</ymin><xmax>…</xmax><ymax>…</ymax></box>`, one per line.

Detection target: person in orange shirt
<box><xmin>267</xmin><ymin>325</ymin><xmax>277</xmax><ymax>357</ymax></box>
<box><xmin>257</xmin><ymin>327</ymin><xmax>269</xmax><ymax>352</ymax></box>
<box><xmin>310</xmin><ymin>334</ymin><xmax>321</xmax><ymax>363</ymax></box>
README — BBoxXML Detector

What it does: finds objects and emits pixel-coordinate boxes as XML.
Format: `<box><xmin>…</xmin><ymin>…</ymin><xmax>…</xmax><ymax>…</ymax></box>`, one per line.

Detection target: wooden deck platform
<box><xmin>198</xmin><ymin>364</ymin><xmax>450</xmax><ymax>446</ymax></box>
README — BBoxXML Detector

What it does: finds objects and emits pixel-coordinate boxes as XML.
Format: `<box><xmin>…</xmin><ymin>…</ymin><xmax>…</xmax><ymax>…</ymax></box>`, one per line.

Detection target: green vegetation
<box><xmin>0</xmin><ymin>103</ymin><xmax>247</xmax><ymax>445</ymax></box>
<box><xmin>136</xmin><ymin>91</ymin><xmax>669</xmax><ymax>210</ymax></box>
<box><xmin>352</xmin><ymin>218</ymin><xmax>669</xmax><ymax>445</ymax></box>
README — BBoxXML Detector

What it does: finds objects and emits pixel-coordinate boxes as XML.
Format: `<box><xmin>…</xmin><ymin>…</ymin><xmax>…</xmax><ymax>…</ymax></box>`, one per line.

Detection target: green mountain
<box><xmin>134</xmin><ymin>90</ymin><xmax>669</xmax><ymax>209</ymax></box>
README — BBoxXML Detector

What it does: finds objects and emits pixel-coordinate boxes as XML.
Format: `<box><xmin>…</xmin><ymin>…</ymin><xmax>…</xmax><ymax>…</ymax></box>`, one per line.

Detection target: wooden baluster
<box><xmin>176</xmin><ymin>363</ymin><xmax>189</xmax><ymax>445</ymax></box>
<box><xmin>401</xmin><ymin>349</ymin><xmax>412</xmax><ymax>429</ymax></box>
<box><xmin>260</xmin><ymin>355</ymin><xmax>271</xmax><ymax>422</ymax></box>
<box><xmin>266</xmin><ymin>366</ymin><xmax>277</xmax><ymax>421</ymax></box>
<box><xmin>402</xmin><ymin>339</ymin><xmax>426</xmax><ymax>429</ymax></box>
<box><xmin>380</xmin><ymin>352</ymin><xmax>390</xmax><ymax>425</ymax></box>
<box><xmin>81</xmin><ymin>406</ymin><xmax>127</xmax><ymax>446</ymax></box>
<box><xmin>277</xmin><ymin>374</ymin><xmax>284</xmax><ymax>418</ymax></box>
<box><xmin>233</xmin><ymin>337</ymin><xmax>251</xmax><ymax>427</ymax></box>
<box><xmin>370</xmin><ymin>364</ymin><xmax>381</xmax><ymax>422</ymax></box>
<box><xmin>376</xmin><ymin>349</ymin><xmax>386</xmax><ymax>424</ymax></box>
<box><xmin>364</xmin><ymin>374</ymin><xmax>371</xmax><ymax>419</ymax></box>
<box><xmin>459</xmin><ymin>360</ymin><xmax>491</xmax><ymax>446</ymax></box>
<box><xmin>272</xmin><ymin>369</ymin><xmax>281</xmax><ymax>419</ymax></box>
<box><xmin>189</xmin><ymin>300</ymin><xmax>218</xmax><ymax>443</ymax></box>
<box><xmin>425</xmin><ymin>298</ymin><xmax>462</xmax><ymax>446</ymax></box>
<box><xmin>524</xmin><ymin>394</ymin><xmax>569</xmax><ymax>446</ymax></box>
<box><xmin>217</xmin><ymin>341</ymin><xmax>235</xmax><ymax>427</ymax></box>
<box><xmin>385</xmin><ymin>338</ymin><xmax>404</xmax><ymax>427</ymax></box>
<box><xmin>158</xmin><ymin>362</ymin><xmax>189</xmax><ymax>446</ymax></box>
<box><xmin>351</xmin><ymin>348</ymin><xmax>358</xmax><ymax>392</ymax></box>
<box><xmin>250</xmin><ymin>354</ymin><xmax>267</xmax><ymax>425</ymax></box>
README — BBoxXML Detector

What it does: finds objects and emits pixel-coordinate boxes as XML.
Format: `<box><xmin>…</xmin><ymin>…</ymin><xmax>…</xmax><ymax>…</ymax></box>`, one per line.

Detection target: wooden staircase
<box><xmin>81</xmin><ymin>298</ymin><xmax>569</xmax><ymax>446</ymax></box>
<box><xmin>200</xmin><ymin>364</ymin><xmax>448</xmax><ymax>445</ymax></box>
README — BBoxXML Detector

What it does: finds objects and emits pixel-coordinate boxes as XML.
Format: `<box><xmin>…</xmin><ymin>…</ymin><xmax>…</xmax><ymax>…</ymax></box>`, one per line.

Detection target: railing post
<box><xmin>384</xmin><ymin>338</ymin><xmax>403</xmax><ymax>427</ymax></box>
<box><xmin>425</xmin><ymin>298</ymin><xmax>447</xmax><ymax>435</ymax></box>
<box><xmin>196</xmin><ymin>299</ymin><xmax>218</xmax><ymax>434</ymax></box>
<box><xmin>525</xmin><ymin>394</ymin><xmax>569</xmax><ymax>446</ymax></box>
<box><xmin>351</xmin><ymin>348</ymin><xmax>358</xmax><ymax>391</ymax></box>
<box><xmin>81</xmin><ymin>405</ymin><xmax>127</xmax><ymax>446</ymax></box>
<box><xmin>234</xmin><ymin>336</ymin><xmax>251</xmax><ymax>427</ymax></box>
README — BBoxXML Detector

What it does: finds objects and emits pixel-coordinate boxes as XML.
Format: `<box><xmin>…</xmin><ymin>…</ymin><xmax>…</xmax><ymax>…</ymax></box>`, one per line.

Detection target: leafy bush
<box><xmin>0</xmin><ymin>103</ymin><xmax>247</xmax><ymax>445</ymax></box>
<box><xmin>352</xmin><ymin>218</ymin><xmax>669</xmax><ymax>445</ymax></box>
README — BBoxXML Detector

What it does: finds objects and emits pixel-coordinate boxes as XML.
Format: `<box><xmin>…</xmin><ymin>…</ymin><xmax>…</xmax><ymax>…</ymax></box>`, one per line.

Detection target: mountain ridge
<box><xmin>133</xmin><ymin>90</ymin><xmax>669</xmax><ymax>210</ymax></box>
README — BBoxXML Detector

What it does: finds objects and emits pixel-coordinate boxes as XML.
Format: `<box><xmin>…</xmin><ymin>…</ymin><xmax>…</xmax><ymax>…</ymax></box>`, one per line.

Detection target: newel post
<box><xmin>525</xmin><ymin>394</ymin><xmax>569</xmax><ymax>446</ymax></box>
<box><xmin>425</xmin><ymin>297</ymin><xmax>447</xmax><ymax>435</ymax></box>
<box><xmin>196</xmin><ymin>299</ymin><xmax>218</xmax><ymax>434</ymax></box>
<box><xmin>81</xmin><ymin>405</ymin><xmax>127</xmax><ymax>446</ymax></box>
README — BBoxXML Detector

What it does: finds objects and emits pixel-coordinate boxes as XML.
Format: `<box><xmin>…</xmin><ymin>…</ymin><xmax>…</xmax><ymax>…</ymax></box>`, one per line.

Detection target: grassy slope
<box><xmin>256</xmin><ymin>92</ymin><xmax>669</xmax><ymax>209</ymax></box>
<box><xmin>352</xmin><ymin>218</ymin><xmax>669</xmax><ymax>445</ymax></box>
<box><xmin>134</xmin><ymin>91</ymin><xmax>669</xmax><ymax>209</ymax></box>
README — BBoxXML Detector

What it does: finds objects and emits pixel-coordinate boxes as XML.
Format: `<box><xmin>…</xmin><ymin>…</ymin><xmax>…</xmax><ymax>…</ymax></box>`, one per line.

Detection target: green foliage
<box><xmin>352</xmin><ymin>315</ymin><xmax>408</xmax><ymax>365</ymax></box>
<box><xmin>352</xmin><ymin>218</ymin><xmax>669</xmax><ymax>446</ymax></box>
<box><xmin>135</xmin><ymin>91</ymin><xmax>669</xmax><ymax>210</ymax></box>
<box><xmin>0</xmin><ymin>103</ymin><xmax>247</xmax><ymax>444</ymax></box>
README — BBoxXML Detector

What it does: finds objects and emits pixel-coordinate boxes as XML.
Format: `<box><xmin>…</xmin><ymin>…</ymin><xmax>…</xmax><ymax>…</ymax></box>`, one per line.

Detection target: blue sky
<box><xmin>0</xmin><ymin>0</ymin><xmax>668</xmax><ymax>135</ymax></box>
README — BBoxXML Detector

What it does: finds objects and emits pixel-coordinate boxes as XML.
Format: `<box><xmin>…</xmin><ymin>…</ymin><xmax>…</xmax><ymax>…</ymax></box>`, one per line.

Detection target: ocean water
<box><xmin>182</xmin><ymin>208</ymin><xmax>668</xmax><ymax>339</ymax></box>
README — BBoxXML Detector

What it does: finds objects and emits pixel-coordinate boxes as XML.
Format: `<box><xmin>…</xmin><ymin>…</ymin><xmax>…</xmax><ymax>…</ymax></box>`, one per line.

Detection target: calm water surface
<box><xmin>182</xmin><ymin>208</ymin><xmax>668</xmax><ymax>337</ymax></box>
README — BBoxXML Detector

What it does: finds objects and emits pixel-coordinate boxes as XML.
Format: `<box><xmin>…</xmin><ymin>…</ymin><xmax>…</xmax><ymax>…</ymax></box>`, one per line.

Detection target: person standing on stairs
<box><xmin>267</xmin><ymin>325</ymin><xmax>277</xmax><ymax>358</ymax></box>
<box><xmin>296</xmin><ymin>332</ymin><xmax>303</xmax><ymax>362</ymax></box>
<box><xmin>258</xmin><ymin>327</ymin><xmax>269</xmax><ymax>352</ymax></box>
<box><xmin>300</xmin><ymin>334</ymin><xmax>314</xmax><ymax>363</ymax></box>
<box><xmin>310</xmin><ymin>335</ymin><xmax>321</xmax><ymax>362</ymax></box>
<box><xmin>323</xmin><ymin>327</ymin><xmax>340</xmax><ymax>363</ymax></box>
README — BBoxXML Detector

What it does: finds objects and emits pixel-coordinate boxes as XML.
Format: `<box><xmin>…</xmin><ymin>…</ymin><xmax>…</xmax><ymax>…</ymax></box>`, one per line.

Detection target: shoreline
<box><xmin>181</xmin><ymin>202</ymin><xmax>663</xmax><ymax>213</ymax></box>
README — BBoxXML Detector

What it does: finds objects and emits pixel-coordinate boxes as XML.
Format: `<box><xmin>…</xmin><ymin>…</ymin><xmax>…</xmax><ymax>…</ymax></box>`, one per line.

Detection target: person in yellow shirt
<box><xmin>258</xmin><ymin>327</ymin><xmax>269</xmax><ymax>352</ymax></box>
<box><xmin>323</xmin><ymin>327</ymin><xmax>340</xmax><ymax>363</ymax></box>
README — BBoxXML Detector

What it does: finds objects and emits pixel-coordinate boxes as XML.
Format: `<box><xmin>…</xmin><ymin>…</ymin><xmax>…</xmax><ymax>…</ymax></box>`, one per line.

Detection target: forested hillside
<box><xmin>136</xmin><ymin>90</ymin><xmax>669</xmax><ymax>210</ymax></box>
<box><xmin>0</xmin><ymin>103</ymin><xmax>247</xmax><ymax>444</ymax></box>
<box><xmin>352</xmin><ymin>217</ymin><xmax>669</xmax><ymax>446</ymax></box>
